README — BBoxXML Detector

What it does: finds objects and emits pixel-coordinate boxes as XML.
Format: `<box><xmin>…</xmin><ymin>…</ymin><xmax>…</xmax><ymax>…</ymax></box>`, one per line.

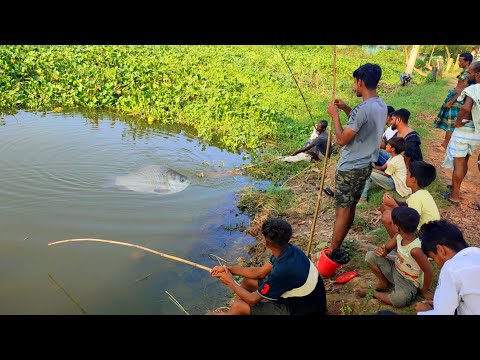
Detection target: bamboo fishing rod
<box><xmin>48</xmin><ymin>238</ymin><xmax>212</xmax><ymax>272</ymax></box>
<box><xmin>306</xmin><ymin>45</ymin><xmax>337</xmax><ymax>258</ymax></box>
<box><xmin>275</xmin><ymin>45</ymin><xmax>316</xmax><ymax>127</ymax></box>
<box><xmin>227</xmin><ymin>155</ymin><xmax>288</xmax><ymax>174</ymax></box>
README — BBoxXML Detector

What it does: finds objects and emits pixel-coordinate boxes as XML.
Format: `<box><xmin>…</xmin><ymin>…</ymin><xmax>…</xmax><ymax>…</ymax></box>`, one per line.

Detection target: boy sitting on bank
<box><xmin>359</xmin><ymin>136</ymin><xmax>411</xmax><ymax>203</ymax></box>
<box><xmin>381</xmin><ymin>160</ymin><xmax>440</xmax><ymax>238</ymax></box>
<box><xmin>354</xmin><ymin>206</ymin><xmax>433</xmax><ymax>307</ymax></box>
<box><xmin>415</xmin><ymin>220</ymin><xmax>480</xmax><ymax>315</ymax></box>
<box><xmin>209</xmin><ymin>217</ymin><xmax>327</xmax><ymax>315</ymax></box>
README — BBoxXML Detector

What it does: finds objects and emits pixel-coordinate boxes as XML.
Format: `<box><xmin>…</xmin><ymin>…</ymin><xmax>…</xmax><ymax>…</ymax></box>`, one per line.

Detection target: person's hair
<box><xmin>319</xmin><ymin>120</ymin><xmax>328</xmax><ymax>130</ymax></box>
<box><xmin>387</xmin><ymin>105</ymin><xmax>395</xmax><ymax>115</ymax></box>
<box><xmin>391</xmin><ymin>206</ymin><xmax>420</xmax><ymax>233</ymax></box>
<box><xmin>352</xmin><ymin>63</ymin><xmax>382</xmax><ymax>89</ymax></box>
<box><xmin>261</xmin><ymin>218</ymin><xmax>292</xmax><ymax>247</ymax></box>
<box><xmin>386</xmin><ymin>136</ymin><xmax>406</xmax><ymax>154</ymax></box>
<box><xmin>419</xmin><ymin>220</ymin><xmax>469</xmax><ymax>255</ymax></box>
<box><xmin>408</xmin><ymin>161</ymin><xmax>436</xmax><ymax>188</ymax></box>
<box><xmin>391</xmin><ymin>108</ymin><xmax>410</xmax><ymax>124</ymax></box>
<box><xmin>460</xmin><ymin>52</ymin><xmax>473</xmax><ymax>64</ymax></box>
<box><xmin>473</xmin><ymin>61</ymin><xmax>480</xmax><ymax>74</ymax></box>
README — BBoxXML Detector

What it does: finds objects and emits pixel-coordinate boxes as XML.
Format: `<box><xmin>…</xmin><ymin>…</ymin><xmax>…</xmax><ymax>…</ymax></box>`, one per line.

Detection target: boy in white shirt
<box><xmin>415</xmin><ymin>220</ymin><xmax>480</xmax><ymax>315</ymax></box>
<box><xmin>360</xmin><ymin>136</ymin><xmax>411</xmax><ymax>203</ymax></box>
<box><xmin>375</xmin><ymin>105</ymin><xmax>397</xmax><ymax>166</ymax></box>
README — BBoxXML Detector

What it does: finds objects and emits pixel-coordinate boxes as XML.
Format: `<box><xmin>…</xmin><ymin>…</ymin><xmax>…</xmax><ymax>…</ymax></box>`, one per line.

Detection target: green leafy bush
<box><xmin>0</xmin><ymin>45</ymin><xmax>406</xmax><ymax>152</ymax></box>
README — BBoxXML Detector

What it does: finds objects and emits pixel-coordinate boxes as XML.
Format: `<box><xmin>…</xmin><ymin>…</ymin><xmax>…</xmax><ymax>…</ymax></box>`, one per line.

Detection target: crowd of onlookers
<box><xmin>209</xmin><ymin>55</ymin><xmax>480</xmax><ymax>316</ymax></box>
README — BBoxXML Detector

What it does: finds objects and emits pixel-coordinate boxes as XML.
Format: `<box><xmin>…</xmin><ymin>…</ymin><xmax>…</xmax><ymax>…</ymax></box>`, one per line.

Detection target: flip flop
<box><xmin>323</xmin><ymin>187</ymin><xmax>334</xmax><ymax>197</ymax></box>
<box><xmin>467</xmin><ymin>202</ymin><xmax>480</xmax><ymax>210</ymax></box>
<box><xmin>335</xmin><ymin>271</ymin><xmax>358</xmax><ymax>284</ymax></box>
<box><xmin>440</xmin><ymin>193</ymin><xmax>459</xmax><ymax>206</ymax></box>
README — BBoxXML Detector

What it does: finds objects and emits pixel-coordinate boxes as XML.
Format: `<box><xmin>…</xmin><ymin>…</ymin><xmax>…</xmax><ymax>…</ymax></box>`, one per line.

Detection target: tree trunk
<box><xmin>405</xmin><ymin>45</ymin><xmax>420</xmax><ymax>74</ymax></box>
<box><xmin>426</xmin><ymin>45</ymin><xmax>435</xmax><ymax>70</ymax></box>
<box><xmin>446</xmin><ymin>58</ymin><xmax>454</xmax><ymax>72</ymax></box>
<box><xmin>453</xmin><ymin>54</ymin><xmax>460</xmax><ymax>70</ymax></box>
<box><xmin>432</xmin><ymin>66</ymin><xmax>438</xmax><ymax>82</ymax></box>
<box><xmin>445</xmin><ymin>45</ymin><xmax>453</xmax><ymax>72</ymax></box>
<box><xmin>403</xmin><ymin>45</ymin><xmax>409</xmax><ymax>65</ymax></box>
<box><xmin>445</xmin><ymin>45</ymin><xmax>451</xmax><ymax>58</ymax></box>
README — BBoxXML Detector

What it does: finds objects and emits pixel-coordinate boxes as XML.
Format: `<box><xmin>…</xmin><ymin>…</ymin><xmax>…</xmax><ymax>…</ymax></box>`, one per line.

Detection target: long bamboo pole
<box><xmin>48</xmin><ymin>238</ymin><xmax>212</xmax><ymax>272</ymax></box>
<box><xmin>306</xmin><ymin>45</ymin><xmax>337</xmax><ymax>258</ymax></box>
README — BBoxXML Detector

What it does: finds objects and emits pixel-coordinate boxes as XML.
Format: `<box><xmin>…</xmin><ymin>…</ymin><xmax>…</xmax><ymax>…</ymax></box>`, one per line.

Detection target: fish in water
<box><xmin>115</xmin><ymin>165</ymin><xmax>190</xmax><ymax>195</ymax></box>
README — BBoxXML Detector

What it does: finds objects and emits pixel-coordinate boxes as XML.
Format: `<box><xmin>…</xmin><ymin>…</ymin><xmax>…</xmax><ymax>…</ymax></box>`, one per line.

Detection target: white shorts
<box><xmin>442</xmin><ymin>126</ymin><xmax>480</xmax><ymax>168</ymax></box>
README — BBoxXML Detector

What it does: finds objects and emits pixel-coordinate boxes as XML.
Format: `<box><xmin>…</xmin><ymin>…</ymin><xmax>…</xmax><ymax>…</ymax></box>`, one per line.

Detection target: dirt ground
<box><xmin>242</xmin><ymin>111</ymin><xmax>480</xmax><ymax>315</ymax></box>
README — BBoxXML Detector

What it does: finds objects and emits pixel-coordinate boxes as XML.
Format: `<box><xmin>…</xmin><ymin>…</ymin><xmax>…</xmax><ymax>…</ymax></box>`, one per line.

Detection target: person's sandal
<box><xmin>440</xmin><ymin>193</ymin><xmax>459</xmax><ymax>206</ymax></box>
<box><xmin>467</xmin><ymin>202</ymin><xmax>480</xmax><ymax>210</ymax></box>
<box><xmin>323</xmin><ymin>187</ymin><xmax>334</xmax><ymax>197</ymax></box>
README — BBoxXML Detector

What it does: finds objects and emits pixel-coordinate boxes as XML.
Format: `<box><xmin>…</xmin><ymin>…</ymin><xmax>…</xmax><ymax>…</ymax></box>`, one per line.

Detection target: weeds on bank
<box><xmin>340</xmin><ymin>304</ymin><xmax>353</xmax><ymax>315</ymax></box>
<box><xmin>342</xmin><ymin>238</ymin><xmax>359</xmax><ymax>259</ymax></box>
<box><xmin>245</xmin><ymin>158</ymin><xmax>314</xmax><ymax>184</ymax></box>
<box><xmin>237</xmin><ymin>184</ymin><xmax>294</xmax><ymax>217</ymax></box>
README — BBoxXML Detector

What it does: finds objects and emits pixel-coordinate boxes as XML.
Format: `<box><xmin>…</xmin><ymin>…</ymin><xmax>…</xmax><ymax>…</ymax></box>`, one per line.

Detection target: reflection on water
<box><xmin>0</xmin><ymin>110</ymin><xmax>258</xmax><ymax>314</ymax></box>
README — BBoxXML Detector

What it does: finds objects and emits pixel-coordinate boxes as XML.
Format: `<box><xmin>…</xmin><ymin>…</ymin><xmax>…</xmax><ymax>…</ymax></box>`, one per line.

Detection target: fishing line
<box><xmin>275</xmin><ymin>45</ymin><xmax>316</xmax><ymax>127</ymax></box>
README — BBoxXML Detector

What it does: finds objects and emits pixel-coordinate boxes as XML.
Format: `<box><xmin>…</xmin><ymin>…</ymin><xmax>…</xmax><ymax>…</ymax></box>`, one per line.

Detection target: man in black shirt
<box><xmin>390</xmin><ymin>108</ymin><xmax>423</xmax><ymax>167</ymax></box>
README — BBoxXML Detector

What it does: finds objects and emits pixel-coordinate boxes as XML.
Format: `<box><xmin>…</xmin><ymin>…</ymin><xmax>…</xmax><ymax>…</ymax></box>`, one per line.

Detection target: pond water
<box><xmin>0</xmin><ymin>110</ymin><xmax>258</xmax><ymax>314</ymax></box>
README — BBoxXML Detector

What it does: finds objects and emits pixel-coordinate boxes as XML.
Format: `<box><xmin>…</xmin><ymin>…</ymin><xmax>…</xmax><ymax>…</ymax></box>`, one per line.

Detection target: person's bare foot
<box><xmin>210</xmin><ymin>308</ymin><xmax>228</xmax><ymax>315</ymax></box>
<box><xmin>353</xmin><ymin>288</ymin><xmax>368</xmax><ymax>298</ymax></box>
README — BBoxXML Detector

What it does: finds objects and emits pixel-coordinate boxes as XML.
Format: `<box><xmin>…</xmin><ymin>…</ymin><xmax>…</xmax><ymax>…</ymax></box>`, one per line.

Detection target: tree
<box><xmin>403</xmin><ymin>45</ymin><xmax>409</xmax><ymax>65</ymax></box>
<box><xmin>405</xmin><ymin>45</ymin><xmax>420</xmax><ymax>74</ymax></box>
<box><xmin>426</xmin><ymin>45</ymin><xmax>435</xmax><ymax>70</ymax></box>
<box><xmin>445</xmin><ymin>45</ymin><xmax>453</xmax><ymax>72</ymax></box>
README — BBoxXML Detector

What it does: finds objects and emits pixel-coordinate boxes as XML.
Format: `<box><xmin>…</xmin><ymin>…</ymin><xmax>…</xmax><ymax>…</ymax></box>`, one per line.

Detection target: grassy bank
<box><xmin>234</xmin><ymin>75</ymin><xmax>454</xmax><ymax>314</ymax></box>
<box><xmin>238</xmin><ymin>76</ymin><xmax>453</xmax><ymax>239</ymax></box>
<box><xmin>240</xmin><ymin>77</ymin><xmax>452</xmax><ymax>222</ymax></box>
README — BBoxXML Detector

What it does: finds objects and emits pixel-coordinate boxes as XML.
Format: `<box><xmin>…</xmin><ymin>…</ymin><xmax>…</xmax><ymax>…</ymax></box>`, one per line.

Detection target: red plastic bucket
<box><xmin>316</xmin><ymin>249</ymin><xmax>342</xmax><ymax>277</ymax></box>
